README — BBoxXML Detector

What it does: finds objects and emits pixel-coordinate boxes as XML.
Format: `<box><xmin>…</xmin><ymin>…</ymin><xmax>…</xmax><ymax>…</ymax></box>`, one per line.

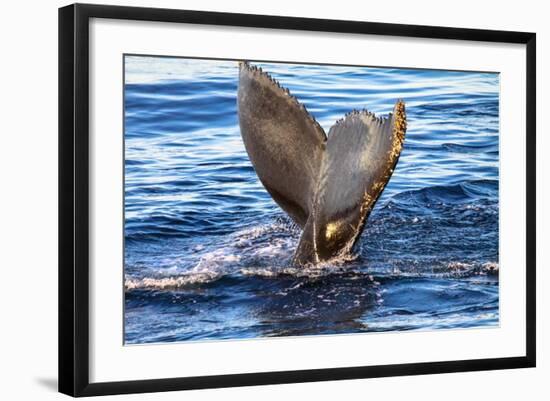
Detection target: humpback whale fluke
<box><xmin>237</xmin><ymin>61</ymin><xmax>407</xmax><ymax>266</ymax></box>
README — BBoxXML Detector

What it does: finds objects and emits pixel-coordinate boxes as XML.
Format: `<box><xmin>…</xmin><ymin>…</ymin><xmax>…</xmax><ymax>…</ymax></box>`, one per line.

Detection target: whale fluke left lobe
<box><xmin>237</xmin><ymin>62</ymin><xmax>326</xmax><ymax>228</ymax></box>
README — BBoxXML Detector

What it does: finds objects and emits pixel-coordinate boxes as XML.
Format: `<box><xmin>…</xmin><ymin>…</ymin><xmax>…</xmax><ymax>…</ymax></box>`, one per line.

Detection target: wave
<box><xmin>390</xmin><ymin>179</ymin><xmax>497</xmax><ymax>205</ymax></box>
<box><xmin>125</xmin><ymin>258</ymin><xmax>498</xmax><ymax>291</ymax></box>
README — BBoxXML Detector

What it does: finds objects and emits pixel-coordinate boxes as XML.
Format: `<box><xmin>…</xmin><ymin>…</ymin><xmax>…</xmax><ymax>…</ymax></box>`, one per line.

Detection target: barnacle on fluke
<box><xmin>237</xmin><ymin>61</ymin><xmax>407</xmax><ymax>266</ymax></box>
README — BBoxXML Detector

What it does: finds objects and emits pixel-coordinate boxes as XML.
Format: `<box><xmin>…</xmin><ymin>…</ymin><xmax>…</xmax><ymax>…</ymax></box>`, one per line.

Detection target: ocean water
<box><xmin>124</xmin><ymin>56</ymin><xmax>499</xmax><ymax>344</ymax></box>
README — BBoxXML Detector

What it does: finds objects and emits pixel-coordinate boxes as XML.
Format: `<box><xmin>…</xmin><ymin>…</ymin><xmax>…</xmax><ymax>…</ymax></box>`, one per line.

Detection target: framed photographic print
<box><xmin>58</xmin><ymin>3</ymin><xmax>536</xmax><ymax>397</ymax></box>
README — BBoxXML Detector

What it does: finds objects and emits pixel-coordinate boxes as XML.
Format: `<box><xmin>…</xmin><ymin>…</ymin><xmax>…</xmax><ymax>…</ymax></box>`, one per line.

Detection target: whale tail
<box><xmin>237</xmin><ymin>62</ymin><xmax>407</xmax><ymax>266</ymax></box>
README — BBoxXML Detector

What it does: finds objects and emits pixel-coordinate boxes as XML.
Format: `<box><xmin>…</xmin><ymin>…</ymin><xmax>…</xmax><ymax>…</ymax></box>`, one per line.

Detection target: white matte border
<box><xmin>89</xmin><ymin>18</ymin><xmax>526</xmax><ymax>383</ymax></box>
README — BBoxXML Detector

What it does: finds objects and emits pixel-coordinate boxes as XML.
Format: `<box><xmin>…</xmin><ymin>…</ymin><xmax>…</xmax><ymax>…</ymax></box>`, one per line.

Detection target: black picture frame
<box><xmin>59</xmin><ymin>3</ymin><xmax>536</xmax><ymax>397</ymax></box>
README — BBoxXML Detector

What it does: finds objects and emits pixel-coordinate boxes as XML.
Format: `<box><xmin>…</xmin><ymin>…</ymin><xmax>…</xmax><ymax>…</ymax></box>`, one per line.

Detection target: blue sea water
<box><xmin>124</xmin><ymin>56</ymin><xmax>499</xmax><ymax>344</ymax></box>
